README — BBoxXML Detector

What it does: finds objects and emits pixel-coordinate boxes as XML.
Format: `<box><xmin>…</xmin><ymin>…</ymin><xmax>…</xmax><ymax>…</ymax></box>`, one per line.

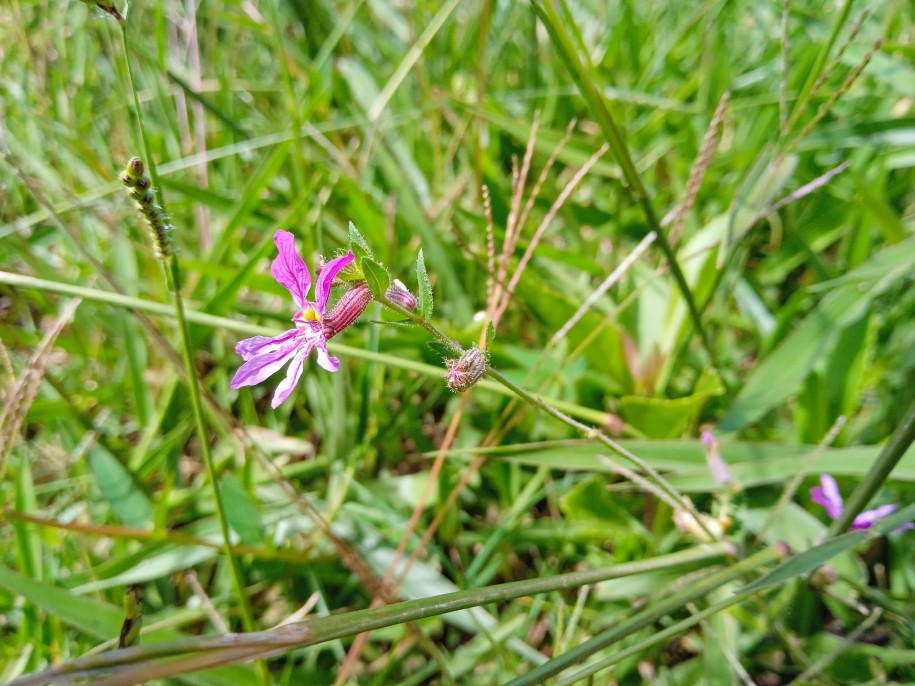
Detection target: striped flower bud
<box><xmin>121</xmin><ymin>157</ymin><xmax>172</xmax><ymax>259</ymax></box>
<box><xmin>444</xmin><ymin>347</ymin><xmax>486</xmax><ymax>392</ymax></box>
<box><xmin>322</xmin><ymin>282</ymin><xmax>371</xmax><ymax>339</ymax></box>
<box><xmin>385</xmin><ymin>279</ymin><xmax>416</xmax><ymax>311</ymax></box>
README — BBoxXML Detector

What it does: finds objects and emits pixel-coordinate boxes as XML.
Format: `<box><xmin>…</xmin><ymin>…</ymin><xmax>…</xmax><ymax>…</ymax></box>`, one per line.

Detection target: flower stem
<box><xmin>484</xmin><ymin>367</ymin><xmax>716</xmax><ymax>540</ymax></box>
<box><xmin>119</xmin><ymin>23</ymin><xmax>257</xmax><ymax>642</ymax></box>
<box><xmin>377</xmin><ymin>294</ymin><xmax>714</xmax><ymax>540</ymax></box>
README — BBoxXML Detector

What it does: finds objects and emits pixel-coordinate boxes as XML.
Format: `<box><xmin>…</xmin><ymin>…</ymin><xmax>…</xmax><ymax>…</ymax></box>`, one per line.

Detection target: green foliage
<box><xmin>415</xmin><ymin>248</ymin><xmax>434</xmax><ymax>320</ymax></box>
<box><xmin>359</xmin><ymin>256</ymin><xmax>391</xmax><ymax>301</ymax></box>
<box><xmin>1</xmin><ymin>0</ymin><xmax>914</xmax><ymax>683</ymax></box>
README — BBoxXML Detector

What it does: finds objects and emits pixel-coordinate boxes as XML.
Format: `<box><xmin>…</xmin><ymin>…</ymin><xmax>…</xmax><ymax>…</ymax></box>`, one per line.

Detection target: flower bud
<box><xmin>444</xmin><ymin>347</ymin><xmax>486</xmax><ymax>392</ymax></box>
<box><xmin>322</xmin><ymin>283</ymin><xmax>371</xmax><ymax>339</ymax></box>
<box><xmin>385</xmin><ymin>279</ymin><xmax>416</xmax><ymax>311</ymax></box>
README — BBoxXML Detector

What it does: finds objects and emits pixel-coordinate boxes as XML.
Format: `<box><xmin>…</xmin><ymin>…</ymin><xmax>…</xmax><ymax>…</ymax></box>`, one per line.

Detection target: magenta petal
<box><xmin>315</xmin><ymin>251</ymin><xmax>355</xmax><ymax>311</ymax></box>
<box><xmin>851</xmin><ymin>504</ymin><xmax>897</xmax><ymax>531</ymax></box>
<box><xmin>235</xmin><ymin>329</ymin><xmax>299</xmax><ymax>361</ymax></box>
<box><xmin>271</xmin><ymin>345</ymin><xmax>311</xmax><ymax>408</ymax></box>
<box><xmin>314</xmin><ymin>341</ymin><xmax>340</xmax><ymax>372</ymax></box>
<box><xmin>231</xmin><ymin>334</ymin><xmax>303</xmax><ymax>388</ymax></box>
<box><xmin>811</xmin><ymin>474</ymin><xmax>844</xmax><ymax>520</ymax></box>
<box><xmin>271</xmin><ymin>230</ymin><xmax>312</xmax><ymax>309</ymax></box>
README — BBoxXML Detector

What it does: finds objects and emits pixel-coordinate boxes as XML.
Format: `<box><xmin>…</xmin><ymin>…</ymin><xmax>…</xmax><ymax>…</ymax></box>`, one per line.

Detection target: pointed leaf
<box><xmin>348</xmin><ymin>221</ymin><xmax>373</xmax><ymax>260</ymax></box>
<box><xmin>220</xmin><ymin>475</ymin><xmax>265</xmax><ymax>547</ymax></box>
<box><xmin>427</xmin><ymin>340</ymin><xmax>453</xmax><ymax>359</ymax></box>
<box><xmin>485</xmin><ymin>321</ymin><xmax>495</xmax><ymax>352</ymax></box>
<box><xmin>360</xmin><ymin>257</ymin><xmax>390</xmax><ymax>300</ymax></box>
<box><xmin>416</xmin><ymin>248</ymin><xmax>433</xmax><ymax>320</ymax></box>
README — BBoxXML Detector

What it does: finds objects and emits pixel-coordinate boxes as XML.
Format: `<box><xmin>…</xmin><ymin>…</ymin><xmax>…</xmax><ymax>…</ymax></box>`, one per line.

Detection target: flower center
<box><xmin>301</xmin><ymin>304</ymin><xmax>322</xmax><ymax>323</ymax></box>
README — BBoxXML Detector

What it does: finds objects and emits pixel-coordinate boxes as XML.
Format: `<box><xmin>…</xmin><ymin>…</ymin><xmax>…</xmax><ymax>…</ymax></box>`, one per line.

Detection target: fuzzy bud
<box><xmin>385</xmin><ymin>279</ymin><xmax>416</xmax><ymax>311</ymax></box>
<box><xmin>121</xmin><ymin>157</ymin><xmax>172</xmax><ymax>259</ymax></box>
<box><xmin>444</xmin><ymin>347</ymin><xmax>486</xmax><ymax>392</ymax></box>
<box><xmin>322</xmin><ymin>283</ymin><xmax>371</xmax><ymax>339</ymax></box>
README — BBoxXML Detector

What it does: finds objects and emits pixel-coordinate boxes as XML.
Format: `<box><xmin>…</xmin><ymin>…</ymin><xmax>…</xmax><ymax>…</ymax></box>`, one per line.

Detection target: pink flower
<box><xmin>699</xmin><ymin>430</ymin><xmax>732</xmax><ymax>486</ymax></box>
<box><xmin>810</xmin><ymin>474</ymin><xmax>912</xmax><ymax>532</ymax></box>
<box><xmin>231</xmin><ymin>230</ymin><xmax>355</xmax><ymax>408</ymax></box>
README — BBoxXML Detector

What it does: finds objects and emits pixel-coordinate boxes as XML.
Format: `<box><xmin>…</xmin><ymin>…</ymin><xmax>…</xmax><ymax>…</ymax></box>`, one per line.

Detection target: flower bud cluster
<box><xmin>121</xmin><ymin>157</ymin><xmax>172</xmax><ymax>259</ymax></box>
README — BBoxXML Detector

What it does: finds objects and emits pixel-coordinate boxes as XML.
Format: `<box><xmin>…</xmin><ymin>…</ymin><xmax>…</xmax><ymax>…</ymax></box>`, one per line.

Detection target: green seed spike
<box><xmin>118</xmin><ymin>585</ymin><xmax>143</xmax><ymax>649</ymax></box>
<box><xmin>121</xmin><ymin>157</ymin><xmax>173</xmax><ymax>259</ymax></box>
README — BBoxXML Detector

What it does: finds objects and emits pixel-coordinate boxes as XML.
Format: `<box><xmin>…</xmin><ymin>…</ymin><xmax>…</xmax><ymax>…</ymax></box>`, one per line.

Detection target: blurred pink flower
<box><xmin>810</xmin><ymin>474</ymin><xmax>912</xmax><ymax>532</ymax></box>
<box><xmin>231</xmin><ymin>230</ymin><xmax>354</xmax><ymax>408</ymax></box>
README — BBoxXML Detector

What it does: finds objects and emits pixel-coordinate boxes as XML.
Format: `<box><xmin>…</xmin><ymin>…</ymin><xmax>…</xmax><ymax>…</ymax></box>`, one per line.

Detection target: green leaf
<box><xmin>427</xmin><ymin>340</ymin><xmax>453</xmax><ymax>360</ymax></box>
<box><xmin>416</xmin><ymin>248</ymin><xmax>433</xmax><ymax>320</ymax></box>
<box><xmin>620</xmin><ymin>369</ymin><xmax>724</xmax><ymax>439</ymax></box>
<box><xmin>485</xmin><ymin>321</ymin><xmax>495</xmax><ymax>352</ymax></box>
<box><xmin>360</xmin><ymin>257</ymin><xmax>390</xmax><ymax>300</ymax></box>
<box><xmin>720</xmin><ymin>239</ymin><xmax>915</xmax><ymax>432</ymax></box>
<box><xmin>743</xmin><ymin>532</ymin><xmax>869</xmax><ymax>593</ymax></box>
<box><xmin>348</xmin><ymin>221</ymin><xmax>373</xmax><ymax>260</ymax></box>
<box><xmin>88</xmin><ymin>449</ymin><xmax>153</xmax><ymax>528</ymax></box>
<box><xmin>745</xmin><ymin>501</ymin><xmax>915</xmax><ymax>594</ymax></box>
<box><xmin>220</xmin><ymin>475</ymin><xmax>265</xmax><ymax>547</ymax></box>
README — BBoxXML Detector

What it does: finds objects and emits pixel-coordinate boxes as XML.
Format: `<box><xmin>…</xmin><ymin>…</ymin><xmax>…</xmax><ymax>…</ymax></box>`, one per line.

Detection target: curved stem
<box><xmin>376</xmin><ymin>293</ymin><xmax>715</xmax><ymax>540</ymax></box>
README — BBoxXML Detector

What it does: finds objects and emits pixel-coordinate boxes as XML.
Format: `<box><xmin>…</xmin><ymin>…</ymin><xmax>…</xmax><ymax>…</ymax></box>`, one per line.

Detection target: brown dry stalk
<box><xmin>513</xmin><ymin>119</ymin><xmax>578</xmax><ymax>252</ymax></box>
<box><xmin>492</xmin><ymin>143</ymin><xmax>610</xmax><ymax>326</ymax></box>
<box><xmin>0</xmin><ymin>298</ymin><xmax>81</xmax><ymax>474</ymax></box>
<box><xmin>490</xmin><ymin>113</ymin><xmax>540</xmax><ymax>315</ymax></box>
<box><xmin>482</xmin><ymin>184</ymin><xmax>496</xmax><ymax>299</ymax></box>
<box><xmin>668</xmin><ymin>91</ymin><xmax>730</xmax><ymax>244</ymax></box>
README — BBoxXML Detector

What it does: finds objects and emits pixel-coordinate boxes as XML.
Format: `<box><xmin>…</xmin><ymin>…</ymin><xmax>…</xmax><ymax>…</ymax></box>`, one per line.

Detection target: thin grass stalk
<box><xmin>778</xmin><ymin>0</ymin><xmax>790</xmax><ymax>137</ymax></box>
<box><xmin>530</xmin><ymin>0</ymin><xmax>719</xmax><ymax>373</ymax></box>
<box><xmin>491</xmin><ymin>143</ymin><xmax>610</xmax><ymax>325</ymax></box>
<box><xmin>10</xmin><ymin>544</ymin><xmax>731</xmax><ymax>686</ymax></box>
<box><xmin>0</xmin><ymin>270</ymin><xmax>611</xmax><ymax>425</ymax></box>
<box><xmin>118</xmin><ymin>22</ymin><xmax>256</xmax><ymax>639</ymax></box>
<box><xmin>503</xmin><ymin>546</ymin><xmax>784</xmax><ymax>686</ymax></box>
<box><xmin>828</xmin><ymin>396</ymin><xmax>915</xmax><ymax>536</ymax></box>
<box><xmin>554</xmin><ymin>583</ymin><xmax>759</xmax><ymax>685</ymax></box>
<box><xmin>783</xmin><ymin>0</ymin><xmax>855</xmax><ymax>137</ymax></box>
<box><xmin>367</xmin><ymin>0</ymin><xmax>462</xmax><ymax>121</ymax></box>
<box><xmin>483</xmin><ymin>367</ymin><xmax>715</xmax><ymax>539</ymax></box>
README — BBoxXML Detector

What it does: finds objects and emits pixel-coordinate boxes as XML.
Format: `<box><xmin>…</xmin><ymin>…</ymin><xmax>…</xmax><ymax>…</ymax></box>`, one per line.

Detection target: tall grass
<box><xmin>2</xmin><ymin>0</ymin><xmax>914</xmax><ymax>684</ymax></box>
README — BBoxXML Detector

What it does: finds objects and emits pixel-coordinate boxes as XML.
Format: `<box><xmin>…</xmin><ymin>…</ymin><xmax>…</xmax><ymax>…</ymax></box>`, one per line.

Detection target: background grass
<box><xmin>2</xmin><ymin>0</ymin><xmax>915</xmax><ymax>684</ymax></box>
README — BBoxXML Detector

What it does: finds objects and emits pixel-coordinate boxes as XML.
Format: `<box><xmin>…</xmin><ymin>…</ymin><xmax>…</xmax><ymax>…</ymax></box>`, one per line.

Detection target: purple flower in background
<box><xmin>810</xmin><ymin>474</ymin><xmax>911</xmax><ymax>532</ymax></box>
<box><xmin>231</xmin><ymin>230</ymin><xmax>355</xmax><ymax>408</ymax></box>
<box><xmin>700</xmin><ymin>430</ymin><xmax>733</xmax><ymax>486</ymax></box>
